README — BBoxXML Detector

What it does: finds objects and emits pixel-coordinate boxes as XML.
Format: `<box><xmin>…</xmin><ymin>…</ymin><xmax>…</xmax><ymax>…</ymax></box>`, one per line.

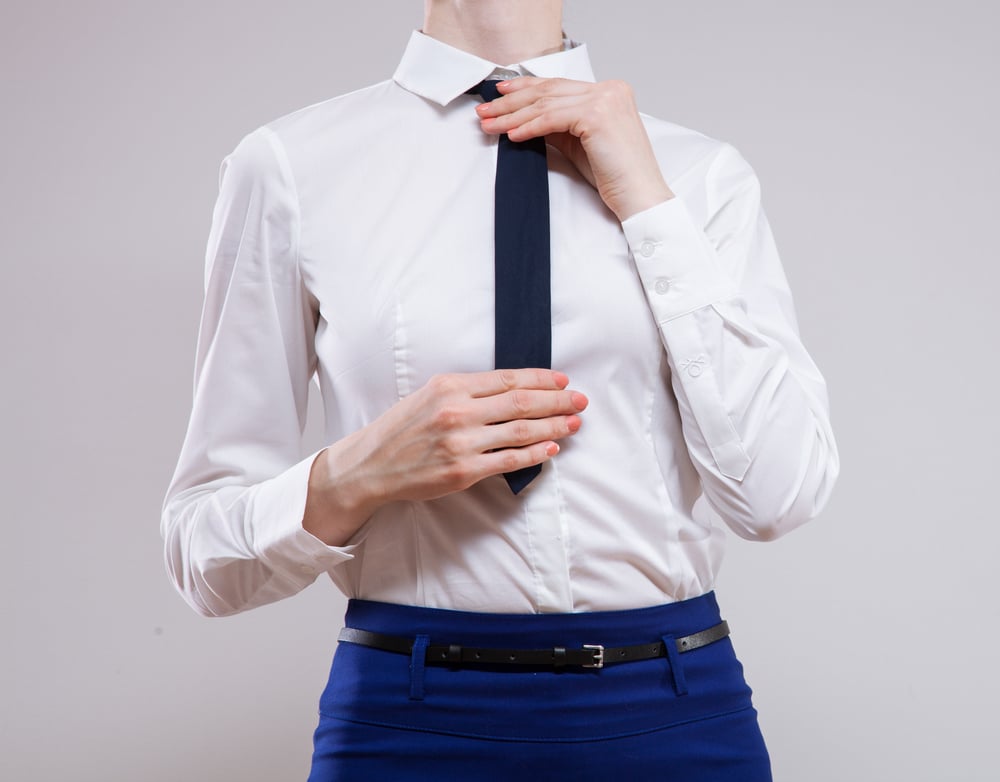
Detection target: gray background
<box><xmin>2</xmin><ymin>1</ymin><xmax>997</xmax><ymax>779</ymax></box>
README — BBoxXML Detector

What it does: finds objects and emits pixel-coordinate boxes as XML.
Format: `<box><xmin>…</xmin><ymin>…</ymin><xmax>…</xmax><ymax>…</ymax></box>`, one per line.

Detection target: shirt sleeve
<box><xmin>161</xmin><ymin>126</ymin><xmax>356</xmax><ymax>617</ymax></box>
<box><xmin>621</xmin><ymin>141</ymin><xmax>839</xmax><ymax>540</ymax></box>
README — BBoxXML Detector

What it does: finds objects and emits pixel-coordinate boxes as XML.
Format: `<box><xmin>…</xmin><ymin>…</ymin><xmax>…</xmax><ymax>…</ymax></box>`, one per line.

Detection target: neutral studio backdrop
<box><xmin>2</xmin><ymin>1</ymin><xmax>997</xmax><ymax>780</ymax></box>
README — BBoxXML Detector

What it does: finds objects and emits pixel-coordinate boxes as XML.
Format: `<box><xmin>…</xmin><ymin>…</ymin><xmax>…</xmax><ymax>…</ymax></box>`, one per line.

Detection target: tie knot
<box><xmin>468</xmin><ymin>79</ymin><xmax>502</xmax><ymax>103</ymax></box>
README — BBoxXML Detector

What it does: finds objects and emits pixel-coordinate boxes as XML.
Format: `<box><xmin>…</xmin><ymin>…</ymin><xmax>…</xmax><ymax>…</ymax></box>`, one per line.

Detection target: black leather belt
<box><xmin>338</xmin><ymin>620</ymin><xmax>729</xmax><ymax>670</ymax></box>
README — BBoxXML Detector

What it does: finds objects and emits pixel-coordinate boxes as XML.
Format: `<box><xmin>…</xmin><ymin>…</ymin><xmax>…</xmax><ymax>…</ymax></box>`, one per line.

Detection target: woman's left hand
<box><xmin>475</xmin><ymin>77</ymin><xmax>675</xmax><ymax>222</ymax></box>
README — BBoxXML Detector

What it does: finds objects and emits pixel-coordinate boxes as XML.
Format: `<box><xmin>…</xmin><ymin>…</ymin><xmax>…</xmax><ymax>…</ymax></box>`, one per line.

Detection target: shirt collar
<box><xmin>392</xmin><ymin>29</ymin><xmax>596</xmax><ymax>106</ymax></box>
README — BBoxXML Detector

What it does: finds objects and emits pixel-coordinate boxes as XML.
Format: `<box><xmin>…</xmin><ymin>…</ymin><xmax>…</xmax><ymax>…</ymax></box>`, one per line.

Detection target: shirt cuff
<box><xmin>250</xmin><ymin>447</ymin><xmax>359</xmax><ymax>579</ymax></box>
<box><xmin>621</xmin><ymin>197</ymin><xmax>737</xmax><ymax>322</ymax></box>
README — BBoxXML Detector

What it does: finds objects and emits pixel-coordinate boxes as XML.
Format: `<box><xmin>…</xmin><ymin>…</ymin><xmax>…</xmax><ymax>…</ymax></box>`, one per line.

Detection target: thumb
<box><xmin>545</xmin><ymin>132</ymin><xmax>596</xmax><ymax>190</ymax></box>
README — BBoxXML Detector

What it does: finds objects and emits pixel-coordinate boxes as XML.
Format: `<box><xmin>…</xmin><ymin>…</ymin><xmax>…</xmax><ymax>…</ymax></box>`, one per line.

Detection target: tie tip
<box><xmin>504</xmin><ymin>465</ymin><xmax>542</xmax><ymax>495</ymax></box>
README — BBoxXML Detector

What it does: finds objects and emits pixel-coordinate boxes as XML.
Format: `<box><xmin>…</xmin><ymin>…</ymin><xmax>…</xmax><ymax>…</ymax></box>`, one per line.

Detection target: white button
<box><xmin>493</xmin><ymin>69</ymin><xmax>520</xmax><ymax>81</ymax></box>
<box><xmin>654</xmin><ymin>277</ymin><xmax>671</xmax><ymax>295</ymax></box>
<box><xmin>639</xmin><ymin>241</ymin><xmax>656</xmax><ymax>258</ymax></box>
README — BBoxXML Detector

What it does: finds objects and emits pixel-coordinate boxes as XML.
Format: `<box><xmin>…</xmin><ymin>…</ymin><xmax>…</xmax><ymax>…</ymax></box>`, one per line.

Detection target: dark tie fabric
<box><xmin>469</xmin><ymin>79</ymin><xmax>552</xmax><ymax>495</ymax></box>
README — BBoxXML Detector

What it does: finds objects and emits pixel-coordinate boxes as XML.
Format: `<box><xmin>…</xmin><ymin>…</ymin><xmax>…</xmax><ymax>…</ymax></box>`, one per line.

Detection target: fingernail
<box><xmin>552</xmin><ymin>371</ymin><xmax>569</xmax><ymax>387</ymax></box>
<box><xmin>571</xmin><ymin>391</ymin><xmax>588</xmax><ymax>410</ymax></box>
<box><xmin>567</xmin><ymin>416</ymin><xmax>582</xmax><ymax>433</ymax></box>
<box><xmin>546</xmin><ymin>442</ymin><xmax>560</xmax><ymax>456</ymax></box>
<box><xmin>497</xmin><ymin>80</ymin><xmax>510</xmax><ymax>88</ymax></box>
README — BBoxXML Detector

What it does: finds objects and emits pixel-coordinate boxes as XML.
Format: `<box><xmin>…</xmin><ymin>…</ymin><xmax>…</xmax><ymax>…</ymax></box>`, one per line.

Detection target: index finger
<box><xmin>467</xmin><ymin>368</ymin><xmax>569</xmax><ymax>398</ymax></box>
<box><xmin>486</xmin><ymin>77</ymin><xmax>587</xmax><ymax>110</ymax></box>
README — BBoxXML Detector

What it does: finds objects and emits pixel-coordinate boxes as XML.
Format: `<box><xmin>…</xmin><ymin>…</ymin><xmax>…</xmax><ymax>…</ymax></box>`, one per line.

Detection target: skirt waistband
<box><xmin>343</xmin><ymin>591</ymin><xmax>724</xmax><ymax>647</ymax></box>
<box><xmin>321</xmin><ymin>590</ymin><xmax>756</xmax><ymax>741</ymax></box>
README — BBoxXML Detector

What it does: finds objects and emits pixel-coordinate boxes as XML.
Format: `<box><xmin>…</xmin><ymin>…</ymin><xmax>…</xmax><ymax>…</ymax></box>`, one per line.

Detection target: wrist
<box><xmin>302</xmin><ymin>443</ymin><xmax>382</xmax><ymax>546</ymax></box>
<box><xmin>614</xmin><ymin>180</ymin><xmax>675</xmax><ymax>222</ymax></box>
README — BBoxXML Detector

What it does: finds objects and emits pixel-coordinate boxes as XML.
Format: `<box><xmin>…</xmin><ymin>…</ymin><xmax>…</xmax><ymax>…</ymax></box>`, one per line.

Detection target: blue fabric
<box><xmin>307</xmin><ymin>592</ymin><xmax>772</xmax><ymax>780</ymax></box>
<box><xmin>471</xmin><ymin>79</ymin><xmax>551</xmax><ymax>494</ymax></box>
<box><xmin>408</xmin><ymin>634</ymin><xmax>430</xmax><ymax>701</ymax></box>
<box><xmin>662</xmin><ymin>631</ymin><xmax>690</xmax><ymax>696</ymax></box>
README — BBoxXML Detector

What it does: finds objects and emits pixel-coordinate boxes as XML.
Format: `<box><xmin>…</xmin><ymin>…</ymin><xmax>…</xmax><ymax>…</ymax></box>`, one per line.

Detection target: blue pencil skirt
<box><xmin>307</xmin><ymin>592</ymin><xmax>772</xmax><ymax>780</ymax></box>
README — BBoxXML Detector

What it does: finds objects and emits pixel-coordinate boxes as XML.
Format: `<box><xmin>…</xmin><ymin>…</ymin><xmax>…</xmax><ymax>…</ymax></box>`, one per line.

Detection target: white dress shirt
<box><xmin>161</xmin><ymin>31</ymin><xmax>839</xmax><ymax>618</ymax></box>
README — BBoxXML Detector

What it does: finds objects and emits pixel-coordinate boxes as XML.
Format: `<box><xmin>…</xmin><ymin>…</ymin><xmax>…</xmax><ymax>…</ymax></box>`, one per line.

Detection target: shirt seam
<box><xmin>647</xmin><ymin>343</ymin><xmax>678</xmax><ymax>580</ymax></box>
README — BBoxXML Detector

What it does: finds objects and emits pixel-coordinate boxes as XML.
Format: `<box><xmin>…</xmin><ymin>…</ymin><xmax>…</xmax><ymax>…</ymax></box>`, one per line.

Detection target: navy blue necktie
<box><xmin>469</xmin><ymin>80</ymin><xmax>551</xmax><ymax>494</ymax></box>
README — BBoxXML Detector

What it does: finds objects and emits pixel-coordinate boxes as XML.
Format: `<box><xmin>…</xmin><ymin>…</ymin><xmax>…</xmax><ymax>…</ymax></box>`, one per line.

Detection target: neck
<box><xmin>422</xmin><ymin>0</ymin><xmax>564</xmax><ymax>65</ymax></box>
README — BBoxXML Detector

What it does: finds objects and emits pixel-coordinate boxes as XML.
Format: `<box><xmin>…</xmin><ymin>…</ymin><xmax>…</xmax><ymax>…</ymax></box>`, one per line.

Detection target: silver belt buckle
<box><xmin>582</xmin><ymin>644</ymin><xmax>605</xmax><ymax>669</ymax></box>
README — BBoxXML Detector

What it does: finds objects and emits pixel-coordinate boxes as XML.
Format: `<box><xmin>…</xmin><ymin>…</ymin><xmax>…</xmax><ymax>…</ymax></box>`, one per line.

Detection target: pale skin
<box><xmin>302</xmin><ymin>0</ymin><xmax>675</xmax><ymax>546</ymax></box>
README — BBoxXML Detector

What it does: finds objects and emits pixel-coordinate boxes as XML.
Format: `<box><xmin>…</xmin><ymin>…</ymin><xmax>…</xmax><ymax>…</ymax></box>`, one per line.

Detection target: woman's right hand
<box><xmin>302</xmin><ymin>368</ymin><xmax>588</xmax><ymax>546</ymax></box>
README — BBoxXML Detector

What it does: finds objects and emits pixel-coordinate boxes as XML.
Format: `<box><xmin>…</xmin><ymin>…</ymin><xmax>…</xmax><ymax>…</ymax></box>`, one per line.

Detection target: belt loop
<box><xmin>660</xmin><ymin>634</ymin><xmax>688</xmax><ymax>696</ymax></box>
<box><xmin>409</xmin><ymin>634</ymin><xmax>430</xmax><ymax>701</ymax></box>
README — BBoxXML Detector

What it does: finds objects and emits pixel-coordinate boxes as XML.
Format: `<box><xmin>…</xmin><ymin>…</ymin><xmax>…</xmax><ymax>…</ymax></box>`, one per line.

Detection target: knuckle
<box><xmin>608</xmin><ymin>79</ymin><xmax>633</xmax><ymax>97</ymax></box>
<box><xmin>512</xmin><ymin>420</ymin><xmax>531</xmax><ymax>443</ymax></box>
<box><xmin>439</xmin><ymin>433</ymin><xmax>466</xmax><ymax>458</ymax></box>
<box><xmin>442</xmin><ymin>461</ymin><xmax>471</xmax><ymax>487</ymax></box>
<box><xmin>500</xmin><ymin>451</ymin><xmax>521</xmax><ymax>473</ymax></box>
<box><xmin>496</xmin><ymin>368</ymin><xmax>518</xmax><ymax>390</ymax></box>
<box><xmin>432</xmin><ymin>404</ymin><xmax>463</xmax><ymax>430</ymax></box>
<box><xmin>509</xmin><ymin>389</ymin><xmax>531</xmax><ymax>416</ymax></box>
<box><xmin>428</xmin><ymin>373</ymin><xmax>459</xmax><ymax>395</ymax></box>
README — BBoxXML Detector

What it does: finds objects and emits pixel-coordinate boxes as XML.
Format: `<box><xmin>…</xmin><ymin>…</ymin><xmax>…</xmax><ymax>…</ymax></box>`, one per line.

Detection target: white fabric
<box><xmin>161</xmin><ymin>30</ymin><xmax>839</xmax><ymax>617</ymax></box>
